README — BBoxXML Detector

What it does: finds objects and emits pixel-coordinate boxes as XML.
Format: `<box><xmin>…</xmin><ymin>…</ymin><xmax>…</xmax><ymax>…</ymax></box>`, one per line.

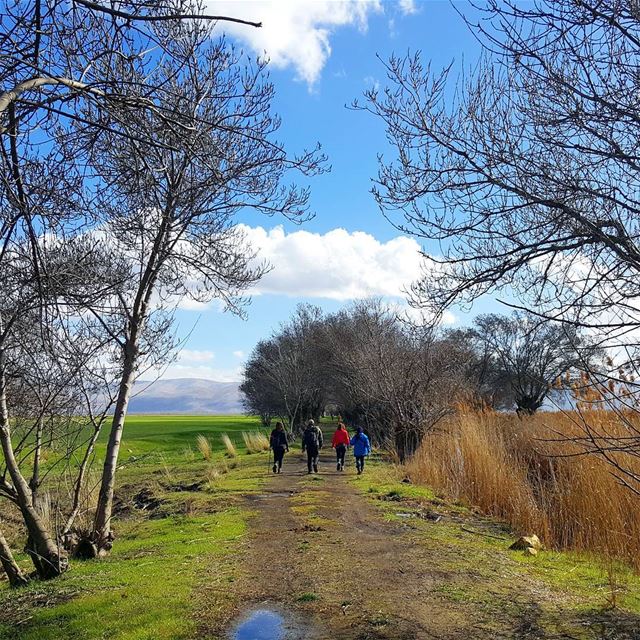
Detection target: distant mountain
<box><xmin>128</xmin><ymin>378</ymin><xmax>244</xmax><ymax>414</ymax></box>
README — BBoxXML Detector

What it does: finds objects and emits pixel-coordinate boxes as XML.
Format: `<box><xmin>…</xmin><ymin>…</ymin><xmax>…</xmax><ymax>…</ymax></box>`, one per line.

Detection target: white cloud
<box><xmin>398</xmin><ymin>0</ymin><xmax>417</xmax><ymax>15</ymax></box>
<box><xmin>397</xmin><ymin>304</ymin><xmax>456</xmax><ymax>327</ymax></box>
<box><xmin>146</xmin><ymin>348</ymin><xmax>241</xmax><ymax>381</ymax></box>
<box><xmin>240</xmin><ymin>224</ymin><xmax>428</xmax><ymax>300</ymax></box>
<box><xmin>178</xmin><ymin>349</ymin><xmax>216</xmax><ymax>363</ymax></box>
<box><xmin>177</xmin><ymin>298</ymin><xmax>212</xmax><ymax>311</ymax></box>
<box><xmin>364</xmin><ymin>75</ymin><xmax>380</xmax><ymax>91</ymax></box>
<box><xmin>156</xmin><ymin>363</ymin><xmax>242</xmax><ymax>382</ymax></box>
<box><xmin>207</xmin><ymin>0</ymin><xmax>383</xmax><ymax>85</ymax></box>
<box><xmin>233</xmin><ymin>350</ymin><xmax>245</xmax><ymax>359</ymax></box>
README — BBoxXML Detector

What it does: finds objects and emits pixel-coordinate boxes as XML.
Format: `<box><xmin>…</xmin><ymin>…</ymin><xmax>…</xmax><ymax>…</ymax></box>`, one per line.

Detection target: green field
<box><xmin>96</xmin><ymin>414</ymin><xmax>264</xmax><ymax>459</ymax></box>
<box><xmin>0</xmin><ymin>414</ymin><xmax>267</xmax><ymax>640</ymax></box>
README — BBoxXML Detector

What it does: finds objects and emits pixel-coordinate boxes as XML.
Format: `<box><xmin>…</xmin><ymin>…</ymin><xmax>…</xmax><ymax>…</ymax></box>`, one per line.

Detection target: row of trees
<box><xmin>242</xmin><ymin>301</ymin><xmax>597</xmax><ymax>460</ymax></box>
<box><xmin>355</xmin><ymin>0</ymin><xmax>640</xmax><ymax>495</ymax></box>
<box><xmin>0</xmin><ymin>1</ymin><xmax>324</xmax><ymax>585</ymax></box>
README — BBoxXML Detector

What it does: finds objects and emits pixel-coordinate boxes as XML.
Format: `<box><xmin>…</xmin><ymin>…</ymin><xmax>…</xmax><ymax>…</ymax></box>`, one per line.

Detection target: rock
<box><xmin>523</xmin><ymin>546</ymin><xmax>538</xmax><ymax>556</ymax></box>
<box><xmin>509</xmin><ymin>534</ymin><xmax>543</xmax><ymax>551</ymax></box>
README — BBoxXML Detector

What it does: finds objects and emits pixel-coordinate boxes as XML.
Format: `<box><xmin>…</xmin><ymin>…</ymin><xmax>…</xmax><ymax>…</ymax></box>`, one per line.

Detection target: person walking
<box><xmin>331</xmin><ymin>422</ymin><xmax>350</xmax><ymax>471</ymax></box>
<box><xmin>301</xmin><ymin>419</ymin><xmax>323</xmax><ymax>474</ymax></box>
<box><xmin>350</xmin><ymin>426</ymin><xmax>371</xmax><ymax>475</ymax></box>
<box><xmin>269</xmin><ymin>422</ymin><xmax>289</xmax><ymax>473</ymax></box>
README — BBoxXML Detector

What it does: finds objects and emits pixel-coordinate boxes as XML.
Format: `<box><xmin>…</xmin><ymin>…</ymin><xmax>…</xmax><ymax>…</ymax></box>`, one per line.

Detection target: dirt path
<box><xmin>210</xmin><ymin>450</ymin><xmax>639</xmax><ymax>640</ymax></box>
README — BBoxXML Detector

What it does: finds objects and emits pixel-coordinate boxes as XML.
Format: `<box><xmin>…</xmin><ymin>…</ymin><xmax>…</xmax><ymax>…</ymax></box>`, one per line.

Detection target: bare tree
<box><xmin>0</xmin><ymin>525</ymin><xmax>28</xmax><ymax>587</ymax></box>
<box><xmin>356</xmin><ymin>1</ymin><xmax>640</xmax><ymax>343</ymax></box>
<box><xmin>82</xmin><ymin>29</ymin><xmax>326</xmax><ymax>553</ymax></box>
<box><xmin>357</xmin><ymin>0</ymin><xmax>640</xmax><ymax>483</ymax></box>
<box><xmin>0</xmin><ymin>0</ymin><xmax>273</xmax><ymax>578</ymax></box>
<box><xmin>0</xmin><ymin>238</ymin><xmax>121</xmax><ymax>579</ymax></box>
<box><xmin>241</xmin><ymin>306</ymin><xmax>326</xmax><ymax>433</ymax></box>
<box><xmin>321</xmin><ymin>300</ymin><xmax>465</xmax><ymax>460</ymax></box>
<box><xmin>470</xmin><ymin>312</ymin><xmax>598</xmax><ymax>415</ymax></box>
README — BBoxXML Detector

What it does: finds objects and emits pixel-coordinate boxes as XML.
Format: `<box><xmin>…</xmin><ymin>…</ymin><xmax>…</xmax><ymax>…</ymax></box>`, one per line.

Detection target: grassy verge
<box><xmin>0</xmin><ymin>415</ymin><xmax>269</xmax><ymax>640</ymax></box>
<box><xmin>351</xmin><ymin>460</ymin><xmax>640</xmax><ymax>635</ymax></box>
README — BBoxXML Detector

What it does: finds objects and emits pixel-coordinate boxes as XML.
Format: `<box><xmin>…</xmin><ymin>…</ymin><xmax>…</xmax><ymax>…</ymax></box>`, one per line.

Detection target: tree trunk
<box><xmin>92</xmin><ymin>341</ymin><xmax>137</xmax><ymax>554</ymax></box>
<box><xmin>0</xmin><ymin>529</ymin><xmax>28</xmax><ymax>587</ymax></box>
<box><xmin>0</xmin><ymin>370</ymin><xmax>68</xmax><ymax>578</ymax></box>
<box><xmin>29</xmin><ymin>415</ymin><xmax>43</xmax><ymax>507</ymax></box>
<box><xmin>62</xmin><ymin>422</ymin><xmax>102</xmax><ymax>537</ymax></box>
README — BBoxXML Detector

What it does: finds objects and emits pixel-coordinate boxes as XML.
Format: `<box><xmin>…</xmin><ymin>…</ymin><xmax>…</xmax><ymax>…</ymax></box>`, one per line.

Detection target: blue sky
<box><xmin>156</xmin><ymin>1</ymin><xmax>494</xmax><ymax>382</ymax></box>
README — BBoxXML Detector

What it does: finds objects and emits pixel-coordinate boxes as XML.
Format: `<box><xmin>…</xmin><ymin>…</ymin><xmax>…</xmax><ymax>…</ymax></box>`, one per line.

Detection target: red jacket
<box><xmin>332</xmin><ymin>427</ymin><xmax>350</xmax><ymax>447</ymax></box>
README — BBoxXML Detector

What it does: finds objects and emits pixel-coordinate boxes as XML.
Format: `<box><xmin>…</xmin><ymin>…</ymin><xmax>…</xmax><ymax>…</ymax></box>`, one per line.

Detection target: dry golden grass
<box><xmin>221</xmin><ymin>433</ymin><xmax>237</xmax><ymax>457</ymax></box>
<box><xmin>406</xmin><ymin>409</ymin><xmax>640</xmax><ymax>570</ymax></box>
<box><xmin>242</xmin><ymin>431</ymin><xmax>270</xmax><ymax>454</ymax></box>
<box><xmin>196</xmin><ymin>434</ymin><xmax>212</xmax><ymax>461</ymax></box>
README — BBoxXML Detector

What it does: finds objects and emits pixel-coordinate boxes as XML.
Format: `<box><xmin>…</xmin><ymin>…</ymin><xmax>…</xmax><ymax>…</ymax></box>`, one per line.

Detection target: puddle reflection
<box><xmin>233</xmin><ymin>609</ymin><xmax>285</xmax><ymax>640</ymax></box>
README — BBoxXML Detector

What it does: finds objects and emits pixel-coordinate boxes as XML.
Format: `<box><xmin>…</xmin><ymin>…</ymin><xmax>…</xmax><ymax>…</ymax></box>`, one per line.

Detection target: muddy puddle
<box><xmin>230</xmin><ymin>605</ymin><xmax>310</xmax><ymax>640</ymax></box>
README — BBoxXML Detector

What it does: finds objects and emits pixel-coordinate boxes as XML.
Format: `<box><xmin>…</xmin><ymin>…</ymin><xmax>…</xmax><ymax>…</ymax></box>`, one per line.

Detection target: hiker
<box><xmin>301</xmin><ymin>419</ymin><xmax>323</xmax><ymax>474</ymax></box>
<box><xmin>350</xmin><ymin>426</ymin><xmax>371</xmax><ymax>475</ymax></box>
<box><xmin>331</xmin><ymin>422</ymin><xmax>350</xmax><ymax>471</ymax></box>
<box><xmin>269</xmin><ymin>422</ymin><xmax>289</xmax><ymax>473</ymax></box>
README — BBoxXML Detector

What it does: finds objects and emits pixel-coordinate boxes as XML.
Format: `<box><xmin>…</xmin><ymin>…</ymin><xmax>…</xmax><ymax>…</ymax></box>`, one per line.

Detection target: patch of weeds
<box><xmin>433</xmin><ymin>584</ymin><xmax>471</xmax><ymax>603</ymax></box>
<box><xmin>513</xmin><ymin>550</ymin><xmax>640</xmax><ymax>614</ymax></box>
<box><xmin>297</xmin><ymin>540</ymin><xmax>310</xmax><ymax>553</ymax></box>
<box><xmin>296</xmin><ymin>592</ymin><xmax>318</xmax><ymax>602</ymax></box>
<box><xmin>367</xmin><ymin>611</ymin><xmax>391</xmax><ymax>626</ymax></box>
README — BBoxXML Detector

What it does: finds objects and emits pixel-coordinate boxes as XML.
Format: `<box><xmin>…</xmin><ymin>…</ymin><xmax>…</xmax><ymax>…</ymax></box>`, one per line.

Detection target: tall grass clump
<box><xmin>406</xmin><ymin>408</ymin><xmax>640</xmax><ymax>570</ymax></box>
<box><xmin>221</xmin><ymin>433</ymin><xmax>237</xmax><ymax>457</ymax></box>
<box><xmin>242</xmin><ymin>431</ymin><xmax>270</xmax><ymax>454</ymax></box>
<box><xmin>196</xmin><ymin>434</ymin><xmax>212</xmax><ymax>461</ymax></box>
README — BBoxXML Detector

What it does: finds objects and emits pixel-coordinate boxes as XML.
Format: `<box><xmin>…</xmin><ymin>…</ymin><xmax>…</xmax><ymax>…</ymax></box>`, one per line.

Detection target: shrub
<box><xmin>406</xmin><ymin>409</ymin><xmax>640</xmax><ymax>570</ymax></box>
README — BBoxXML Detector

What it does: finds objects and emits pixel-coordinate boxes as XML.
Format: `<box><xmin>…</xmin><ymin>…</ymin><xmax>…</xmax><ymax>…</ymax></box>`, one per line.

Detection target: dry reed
<box><xmin>242</xmin><ymin>431</ymin><xmax>270</xmax><ymax>454</ymax></box>
<box><xmin>221</xmin><ymin>433</ymin><xmax>237</xmax><ymax>457</ymax></box>
<box><xmin>196</xmin><ymin>435</ymin><xmax>212</xmax><ymax>461</ymax></box>
<box><xmin>406</xmin><ymin>409</ymin><xmax>640</xmax><ymax>570</ymax></box>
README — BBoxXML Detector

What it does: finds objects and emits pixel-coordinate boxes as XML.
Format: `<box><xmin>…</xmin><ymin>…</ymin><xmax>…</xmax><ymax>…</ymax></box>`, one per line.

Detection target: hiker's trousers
<box><xmin>355</xmin><ymin>455</ymin><xmax>365</xmax><ymax>472</ymax></box>
<box><xmin>273</xmin><ymin>446</ymin><xmax>286</xmax><ymax>469</ymax></box>
<box><xmin>335</xmin><ymin>444</ymin><xmax>346</xmax><ymax>467</ymax></box>
<box><xmin>306</xmin><ymin>446</ymin><xmax>319</xmax><ymax>472</ymax></box>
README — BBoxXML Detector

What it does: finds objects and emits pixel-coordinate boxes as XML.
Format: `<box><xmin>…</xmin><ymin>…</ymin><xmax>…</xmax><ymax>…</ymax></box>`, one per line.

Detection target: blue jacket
<box><xmin>350</xmin><ymin>432</ymin><xmax>371</xmax><ymax>457</ymax></box>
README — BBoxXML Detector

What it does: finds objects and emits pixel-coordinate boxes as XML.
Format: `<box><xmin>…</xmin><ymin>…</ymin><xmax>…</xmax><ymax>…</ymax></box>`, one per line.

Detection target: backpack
<box><xmin>303</xmin><ymin>426</ymin><xmax>320</xmax><ymax>448</ymax></box>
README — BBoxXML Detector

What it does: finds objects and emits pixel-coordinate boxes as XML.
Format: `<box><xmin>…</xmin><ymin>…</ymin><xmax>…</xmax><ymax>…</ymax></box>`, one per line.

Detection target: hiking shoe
<box><xmin>272</xmin><ymin>464</ymin><xmax>277</xmax><ymax>473</ymax></box>
<box><xmin>337</xmin><ymin>463</ymin><xmax>341</xmax><ymax>471</ymax></box>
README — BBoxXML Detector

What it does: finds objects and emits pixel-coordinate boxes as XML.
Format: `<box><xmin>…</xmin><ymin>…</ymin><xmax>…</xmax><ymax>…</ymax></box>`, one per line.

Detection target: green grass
<box><xmin>353</xmin><ymin>460</ymin><xmax>640</xmax><ymax>623</ymax></box>
<box><xmin>0</xmin><ymin>414</ymin><xmax>267</xmax><ymax>640</ymax></box>
<box><xmin>102</xmin><ymin>414</ymin><xmax>265</xmax><ymax>462</ymax></box>
<box><xmin>296</xmin><ymin>592</ymin><xmax>318</xmax><ymax>602</ymax></box>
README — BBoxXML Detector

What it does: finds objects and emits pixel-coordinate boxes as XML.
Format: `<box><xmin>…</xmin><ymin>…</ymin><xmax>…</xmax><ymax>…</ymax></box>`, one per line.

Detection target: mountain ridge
<box><xmin>128</xmin><ymin>378</ymin><xmax>244</xmax><ymax>415</ymax></box>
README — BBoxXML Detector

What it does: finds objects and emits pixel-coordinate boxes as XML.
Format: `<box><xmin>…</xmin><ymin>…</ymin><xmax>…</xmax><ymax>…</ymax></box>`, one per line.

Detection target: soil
<box><xmin>204</xmin><ymin>449</ymin><xmax>640</xmax><ymax>640</ymax></box>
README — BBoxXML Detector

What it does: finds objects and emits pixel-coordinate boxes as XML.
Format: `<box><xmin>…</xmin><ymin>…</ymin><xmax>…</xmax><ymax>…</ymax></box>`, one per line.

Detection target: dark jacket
<box><xmin>301</xmin><ymin>425</ymin><xmax>323</xmax><ymax>451</ymax></box>
<box><xmin>270</xmin><ymin>429</ymin><xmax>289</xmax><ymax>450</ymax></box>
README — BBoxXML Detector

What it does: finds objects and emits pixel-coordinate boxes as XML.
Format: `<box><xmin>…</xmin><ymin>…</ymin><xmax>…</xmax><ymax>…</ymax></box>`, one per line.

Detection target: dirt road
<box><xmin>210</xmin><ymin>449</ymin><xmax>639</xmax><ymax>640</ymax></box>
